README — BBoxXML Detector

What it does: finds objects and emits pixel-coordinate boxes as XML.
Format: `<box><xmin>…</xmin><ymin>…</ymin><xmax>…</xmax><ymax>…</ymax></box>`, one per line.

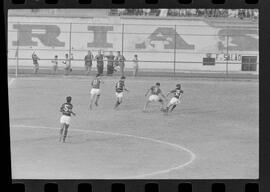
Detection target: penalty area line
<box><xmin>11</xmin><ymin>124</ymin><xmax>196</xmax><ymax>179</ymax></box>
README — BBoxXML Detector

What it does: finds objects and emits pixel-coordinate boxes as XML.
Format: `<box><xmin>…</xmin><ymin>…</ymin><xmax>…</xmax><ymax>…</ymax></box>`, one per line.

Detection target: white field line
<box><xmin>8</xmin><ymin>78</ymin><xmax>15</xmax><ymax>87</ymax></box>
<box><xmin>11</xmin><ymin>124</ymin><xmax>196</xmax><ymax>179</ymax></box>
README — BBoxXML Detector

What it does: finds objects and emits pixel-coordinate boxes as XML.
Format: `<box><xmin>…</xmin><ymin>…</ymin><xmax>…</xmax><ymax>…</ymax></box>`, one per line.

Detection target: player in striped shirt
<box><xmin>165</xmin><ymin>84</ymin><xmax>184</xmax><ymax>113</ymax></box>
<box><xmin>114</xmin><ymin>76</ymin><xmax>129</xmax><ymax>109</ymax></box>
<box><xmin>32</xmin><ymin>52</ymin><xmax>40</xmax><ymax>74</ymax></box>
<box><xmin>143</xmin><ymin>82</ymin><xmax>167</xmax><ymax>112</ymax></box>
<box><xmin>59</xmin><ymin>96</ymin><xmax>76</xmax><ymax>143</ymax></box>
<box><xmin>89</xmin><ymin>74</ymin><xmax>104</xmax><ymax>110</ymax></box>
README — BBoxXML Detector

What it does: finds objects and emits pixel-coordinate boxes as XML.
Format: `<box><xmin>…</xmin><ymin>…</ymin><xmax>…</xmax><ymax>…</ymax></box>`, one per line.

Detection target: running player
<box><xmin>89</xmin><ymin>74</ymin><xmax>104</xmax><ymax>110</ymax></box>
<box><xmin>59</xmin><ymin>96</ymin><xmax>76</xmax><ymax>143</ymax></box>
<box><xmin>114</xmin><ymin>76</ymin><xmax>129</xmax><ymax>109</ymax></box>
<box><xmin>165</xmin><ymin>84</ymin><xmax>184</xmax><ymax>113</ymax></box>
<box><xmin>143</xmin><ymin>82</ymin><xmax>167</xmax><ymax>112</ymax></box>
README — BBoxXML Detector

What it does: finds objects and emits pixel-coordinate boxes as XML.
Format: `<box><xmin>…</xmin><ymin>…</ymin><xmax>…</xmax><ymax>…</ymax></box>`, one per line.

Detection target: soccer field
<box><xmin>8</xmin><ymin>75</ymin><xmax>259</xmax><ymax>179</ymax></box>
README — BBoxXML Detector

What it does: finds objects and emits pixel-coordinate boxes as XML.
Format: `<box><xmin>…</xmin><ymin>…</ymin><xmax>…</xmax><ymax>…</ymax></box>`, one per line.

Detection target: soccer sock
<box><xmin>59</xmin><ymin>127</ymin><xmax>64</xmax><ymax>141</ymax></box>
<box><xmin>114</xmin><ymin>100</ymin><xmax>120</xmax><ymax>108</ymax></box>
<box><xmin>170</xmin><ymin>105</ymin><xmax>177</xmax><ymax>112</ymax></box>
<box><xmin>63</xmin><ymin>125</ymin><xmax>69</xmax><ymax>142</ymax></box>
<box><xmin>95</xmin><ymin>95</ymin><xmax>100</xmax><ymax>105</ymax></box>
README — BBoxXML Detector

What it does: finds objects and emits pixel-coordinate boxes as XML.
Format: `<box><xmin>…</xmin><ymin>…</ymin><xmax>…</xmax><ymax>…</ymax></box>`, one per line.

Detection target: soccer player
<box><xmin>51</xmin><ymin>55</ymin><xmax>58</xmax><ymax>74</ymax></box>
<box><xmin>59</xmin><ymin>96</ymin><xmax>76</xmax><ymax>143</ymax></box>
<box><xmin>84</xmin><ymin>50</ymin><xmax>94</xmax><ymax>75</ymax></box>
<box><xmin>165</xmin><ymin>84</ymin><xmax>184</xmax><ymax>113</ymax></box>
<box><xmin>95</xmin><ymin>50</ymin><xmax>104</xmax><ymax>75</ymax></box>
<box><xmin>62</xmin><ymin>53</ymin><xmax>72</xmax><ymax>75</ymax></box>
<box><xmin>105</xmin><ymin>51</ymin><xmax>115</xmax><ymax>76</ymax></box>
<box><xmin>132</xmin><ymin>54</ymin><xmax>139</xmax><ymax>77</ymax></box>
<box><xmin>143</xmin><ymin>82</ymin><xmax>167</xmax><ymax>112</ymax></box>
<box><xmin>32</xmin><ymin>52</ymin><xmax>40</xmax><ymax>74</ymax></box>
<box><xmin>114</xmin><ymin>51</ymin><xmax>126</xmax><ymax>77</ymax></box>
<box><xmin>114</xmin><ymin>76</ymin><xmax>129</xmax><ymax>109</ymax></box>
<box><xmin>89</xmin><ymin>74</ymin><xmax>104</xmax><ymax>110</ymax></box>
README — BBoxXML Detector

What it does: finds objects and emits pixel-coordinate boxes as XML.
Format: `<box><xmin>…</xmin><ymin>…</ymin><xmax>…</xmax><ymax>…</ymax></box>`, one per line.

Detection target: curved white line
<box><xmin>11</xmin><ymin>124</ymin><xmax>196</xmax><ymax>178</ymax></box>
<box><xmin>8</xmin><ymin>78</ymin><xmax>15</xmax><ymax>87</ymax></box>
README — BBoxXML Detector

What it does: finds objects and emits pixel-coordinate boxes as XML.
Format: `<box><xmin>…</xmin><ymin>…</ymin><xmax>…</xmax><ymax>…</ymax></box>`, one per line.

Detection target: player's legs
<box><xmin>88</xmin><ymin>65</ymin><xmax>92</xmax><ymax>75</ymax></box>
<box><xmin>143</xmin><ymin>100</ymin><xmax>151</xmax><ymax>111</ymax></box>
<box><xmin>166</xmin><ymin>97</ymin><xmax>180</xmax><ymax>112</ymax></box>
<box><xmin>114</xmin><ymin>92</ymin><xmax>123</xmax><ymax>109</ymax></box>
<box><xmin>158</xmin><ymin>98</ymin><xmax>165</xmax><ymax>111</ymax></box>
<box><xmin>33</xmin><ymin>64</ymin><xmax>38</xmax><ymax>74</ymax></box>
<box><xmin>144</xmin><ymin>95</ymin><xmax>159</xmax><ymax>111</ymax></box>
<box><xmin>170</xmin><ymin>105</ymin><xmax>177</xmax><ymax>112</ymax></box>
<box><xmin>95</xmin><ymin>93</ymin><xmax>101</xmax><ymax>106</ymax></box>
<box><xmin>59</xmin><ymin>123</ymin><xmax>65</xmax><ymax>142</ymax></box>
<box><xmin>62</xmin><ymin>124</ymin><xmax>69</xmax><ymax>143</ymax></box>
<box><xmin>89</xmin><ymin>93</ymin><xmax>96</xmax><ymax>110</ymax></box>
<box><xmin>85</xmin><ymin>65</ymin><xmax>89</xmax><ymax>75</ymax></box>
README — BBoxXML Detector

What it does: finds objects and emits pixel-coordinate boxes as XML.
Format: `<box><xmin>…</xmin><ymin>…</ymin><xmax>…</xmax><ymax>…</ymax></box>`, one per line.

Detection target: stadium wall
<box><xmin>8</xmin><ymin>16</ymin><xmax>259</xmax><ymax>73</ymax></box>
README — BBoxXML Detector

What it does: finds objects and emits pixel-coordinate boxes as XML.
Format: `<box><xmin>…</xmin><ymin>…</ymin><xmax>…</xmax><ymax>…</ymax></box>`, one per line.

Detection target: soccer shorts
<box><xmin>149</xmin><ymin>95</ymin><xmax>161</xmax><ymax>102</ymax></box>
<box><xmin>34</xmin><ymin>64</ymin><xmax>39</xmax><ymax>69</ymax></box>
<box><xmin>169</xmin><ymin>97</ymin><xmax>181</xmax><ymax>105</ymax></box>
<box><xmin>60</xmin><ymin>115</ymin><xmax>71</xmax><ymax>125</ymax></box>
<box><xmin>90</xmin><ymin>88</ymin><xmax>101</xmax><ymax>96</ymax></box>
<box><xmin>115</xmin><ymin>92</ymin><xmax>124</xmax><ymax>98</ymax></box>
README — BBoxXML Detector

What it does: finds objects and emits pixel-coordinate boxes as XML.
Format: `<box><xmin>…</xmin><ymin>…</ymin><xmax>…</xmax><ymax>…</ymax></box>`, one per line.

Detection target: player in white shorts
<box><xmin>143</xmin><ymin>82</ymin><xmax>167</xmax><ymax>112</ymax></box>
<box><xmin>165</xmin><ymin>84</ymin><xmax>184</xmax><ymax>113</ymax></box>
<box><xmin>89</xmin><ymin>74</ymin><xmax>103</xmax><ymax>110</ymax></box>
<box><xmin>114</xmin><ymin>76</ymin><xmax>129</xmax><ymax>109</ymax></box>
<box><xmin>59</xmin><ymin>96</ymin><xmax>76</xmax><ymax>143</ymax></box>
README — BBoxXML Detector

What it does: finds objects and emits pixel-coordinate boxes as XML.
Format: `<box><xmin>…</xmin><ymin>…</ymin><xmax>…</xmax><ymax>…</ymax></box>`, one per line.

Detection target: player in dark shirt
<box><xmin>114</xmin><ymin>76</ymin><xmax>129</xmax><ymax>109</ymax></box>
<box><xmin>105</xmin><ymin>51</ymin><xmax>115</xmax><ymax>76</ymax></box>
<box><xmin>143</xmin><ymin>82</ymin><xmax>167</xmax><ymax>112</ymax></box>
<box><xmin>84</xmin><ymin>50</ymin><xmax>94</xmax><ymax>75</ymax></box>
<box><xmin>95</xmin><ymin>50</ymin><xmax>104</xmax><ymax>75</ymax></box>
<box><xmin>165</xmin><ymin>84</ymin><xmax>184</xmax><ymax>113</ymax></box>
<box><xmin>59</xmin><ymin>96</ymin><xmax>76</xmax><ymax>143</ymax></box>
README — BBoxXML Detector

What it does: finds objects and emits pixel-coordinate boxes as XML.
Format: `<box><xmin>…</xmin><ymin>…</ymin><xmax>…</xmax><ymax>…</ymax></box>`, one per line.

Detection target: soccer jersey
<box><xmin>60</xmin><ymin>103</ymin><xmax>73</xmax><ymax>116</ymax></box>
<box><xmin>85</xmin><ymin>54</ymin><xmax>93</xmax><ymax>65</ymax></box>
<box><xmin>115</xmin><ymin>55</ymin><xmax>126</xmax><ymax>67</ymax></box>
<box><xmin>92</xmin><ymin>78</ymin><xmax>101</xmax><ymax>89</ymax></box>
<box><xmin>106</xmin><ymin>55</ymin><xmax>115</xmax><ymax>66</ymax></box>
<box><xmin>150</xmin><ymin>86</ymin><xmax>161</xmax><ymax>95</ymax></box>
<box><xmin>32</xmin><ymin>54</ymin><xmax>39</xmax><ymax>64</ymax></box>
<box><xmin>95</xmin><ymin>54</ymin><xmax>104</xmax><ymax>65</ymax></box>
<box><xmin>170</xmin><ymin>88</ymin><xmax>184</xmax><ymax>99</ymax></box>
<box><xmin>116</xmin><ymin>80</ymin><xmax>125</xmax><ymax>93</ymax></box>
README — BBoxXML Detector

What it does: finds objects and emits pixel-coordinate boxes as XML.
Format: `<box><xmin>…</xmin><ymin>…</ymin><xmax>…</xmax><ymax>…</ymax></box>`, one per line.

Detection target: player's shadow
<box><xmin>168</xmin><ymin>108</ymin><xmax>220</xmax><ymax>115</ymax></box>
<box><xmin>67</xmin><ymin>135</ymin><xmax>120</xmax><ymax>144</ymax></box>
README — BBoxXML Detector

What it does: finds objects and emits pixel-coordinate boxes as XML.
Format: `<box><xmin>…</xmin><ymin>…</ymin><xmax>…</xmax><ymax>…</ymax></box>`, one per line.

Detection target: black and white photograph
<box><xmin>8</xmin><ymin>8</ymin><xmax>258</xmax><ymax>179</ymax></box>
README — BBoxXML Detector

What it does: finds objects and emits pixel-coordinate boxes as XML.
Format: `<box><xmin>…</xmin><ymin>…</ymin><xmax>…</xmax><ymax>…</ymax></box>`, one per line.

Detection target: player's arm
<box><xmin>179</xmin><ymin>90</ymin><xmax>184</xmax><ymax>98</ymax></box>
<box><xmin>60</xmin><ymin>104</ymin><xmax>64</xmax><ymax>112</ymax></box>
<box><xmin>160</xmin><ymin>90</ymin><xmax>167</xmax><ymax>100</ymax></box>
<box><xmin>167</xmin><ymin>89</ymin><xmax>175</xmax><ymax>97</ymax></box>
<box><xmin>144</xmin><ymin>88</ymin><xmax>150</xmax><ymax>97</ymax></box>
<box><xmin>124</xmin><ymin>85</ymin><xmax>129</xmax><ymax>92</ymax></box>
<box><xmin>71</xmin><ymin>111</ymin><xmax>76</xmax><ymax>116</ymax></box>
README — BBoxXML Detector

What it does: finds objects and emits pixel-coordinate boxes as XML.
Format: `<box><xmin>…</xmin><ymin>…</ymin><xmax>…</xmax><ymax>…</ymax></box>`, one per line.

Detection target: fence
<box><xmin>8</xmin><ymin>17</ymin><xmax>259</xmax><ymax>77</ymax></box>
